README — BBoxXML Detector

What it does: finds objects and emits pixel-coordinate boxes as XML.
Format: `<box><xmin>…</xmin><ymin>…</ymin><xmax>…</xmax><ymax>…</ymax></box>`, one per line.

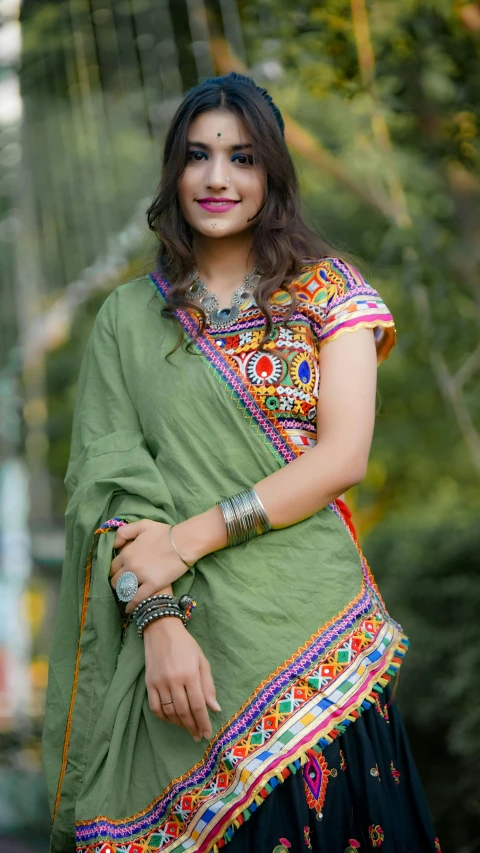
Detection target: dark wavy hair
<box><xmin>146</xmin><ymin>72</ymin><xmax>337</xmax><ymax>355</ymax></box>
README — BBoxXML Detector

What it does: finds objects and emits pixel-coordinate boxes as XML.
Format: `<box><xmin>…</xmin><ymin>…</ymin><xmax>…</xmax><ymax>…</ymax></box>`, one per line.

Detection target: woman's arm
<box><xmin>173</xmin><ymin>328</ymin><xmax>377</xmax><ymax>562</ymax></box>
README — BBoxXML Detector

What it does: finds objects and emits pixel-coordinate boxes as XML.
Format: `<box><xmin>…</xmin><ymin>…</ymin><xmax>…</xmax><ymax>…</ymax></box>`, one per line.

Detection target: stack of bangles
<box><xmin>132</xmin><ymin>593</ymin><xmax>196</xmax><ymax>639</ymax></box>
<box><xmin>117</xmin><ymin>488</ymin><xmax>271</xmax><ymax>637</ymax></box>
<box><xmin>216</xmin><ymin>487</ymin><xmax>272</xmax><ymax>546</ymax></box>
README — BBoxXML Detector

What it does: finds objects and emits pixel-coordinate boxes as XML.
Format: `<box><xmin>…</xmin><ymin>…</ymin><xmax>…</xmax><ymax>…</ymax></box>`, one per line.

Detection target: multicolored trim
<box><xmin>314</xmin><ymin>259</ymin><xmax>396</xmax><ymax>364</ymax></box>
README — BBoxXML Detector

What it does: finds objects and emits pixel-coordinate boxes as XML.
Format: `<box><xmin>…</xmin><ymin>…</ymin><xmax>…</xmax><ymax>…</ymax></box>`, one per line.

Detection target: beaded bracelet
<box><xmin>132</xmin><ymin>593</ymin><xmax>196</xmax><ymax>639</ymax></box>
<box><xmin>136</xmin><ymin>605</ymin><xmax>185</xmax><ymax>638</ymax></box>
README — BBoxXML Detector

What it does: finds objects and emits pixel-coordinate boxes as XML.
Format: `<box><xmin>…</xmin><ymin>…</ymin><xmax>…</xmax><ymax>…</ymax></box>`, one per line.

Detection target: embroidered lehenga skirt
<box><xmin>226</xmin><ymin>683</ymin><xmax>440</xmax><ymax>853</ymax></box>
<box><xmin>42</xmin><ymin>259</ymin><xmax>441</xmax><ymax>852</ymax></box>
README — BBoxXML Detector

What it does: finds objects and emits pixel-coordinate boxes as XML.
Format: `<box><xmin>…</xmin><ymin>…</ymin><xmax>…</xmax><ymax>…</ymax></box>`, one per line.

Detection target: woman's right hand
<box><xmin>143</xmin><ymin>617</ymin><xmax>221</xmax><ymax>741</ymax></box>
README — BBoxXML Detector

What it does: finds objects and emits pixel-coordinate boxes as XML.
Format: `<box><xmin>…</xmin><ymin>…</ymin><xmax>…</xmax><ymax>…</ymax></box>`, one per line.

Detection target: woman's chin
<box><xmin>192</xmin><ymin>220</ymin><xmax>251</xmax><ymax>239</ymax></box>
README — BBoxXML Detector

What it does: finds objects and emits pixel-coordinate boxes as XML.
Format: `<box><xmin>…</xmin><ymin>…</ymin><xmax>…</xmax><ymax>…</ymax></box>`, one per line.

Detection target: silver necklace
<box><xmin>186</xmin><ymin>265</ymin><xmax>261</xmax><ymax>330</ymax></box>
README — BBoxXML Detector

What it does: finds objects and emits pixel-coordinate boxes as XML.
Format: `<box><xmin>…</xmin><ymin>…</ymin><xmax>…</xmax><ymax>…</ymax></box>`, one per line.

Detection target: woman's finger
<box><xmin>170</xmin><ymin>685</ymin><xmax>202</xmax><ymax>741</ymax></box>
<box><xmin>160</xmin><ymin>693</ymin><xmax>189</xmax><ymax>732</ymax></box>
<box><xmin>109</xmin><ymin>567</ymin><xmax>137</xmax><ymax>593</ymax></box>
<box><xmin>109</xmin><ymin>567</ymin><xmax>148</xmax><ymax>611</ymax></box>
<box><xmin>185</xmin><ymin>678</ymin><xmax>212</xmax><ymax>740</ymax></box>
<box><xmin>109</xmin><ymin>552</ymin><xmax>125</xmax><ymax>577</ymax></box>
<box><xmin>112</xmin><ymin>520</ymin><xmax>145</xmax><ymax>549</ymax></box>
<box><xmin>147</xmin><ymin>685</ymin><xmax>167</xmax><ymax>723</ymax></box>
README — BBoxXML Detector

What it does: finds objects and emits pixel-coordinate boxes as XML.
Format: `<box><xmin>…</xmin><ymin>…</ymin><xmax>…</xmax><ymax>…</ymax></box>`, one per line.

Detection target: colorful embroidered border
<box><xmin>76</xmin><ymin>590</ymin><xmax>407</xmax><ymax>852</ymax></box>
<box><xmin>316</xmin><ymin>259</ymin><xmax>396</xmax><ymax>363</ymax></box>
<box><xmin>52</xmin><ymin>516</ymin><xmax>129</xmax><ymax>822</ymax></box>
<box><xmin>319</xmin><ymin>293</ymin><xmax>394</xmax><ymax>343</ymax></box>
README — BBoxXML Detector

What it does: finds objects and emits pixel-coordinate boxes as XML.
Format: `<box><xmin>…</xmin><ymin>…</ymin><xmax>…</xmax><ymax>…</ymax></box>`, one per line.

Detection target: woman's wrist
<box><xmin>143</xmin><ymin>612</ymin><xmax>187</xmax><ymax>641</ymax></box>
<box><xmin>171</xmin><ymin>505</ymin><xmax>227</xmax><ymax>565</ymax></box>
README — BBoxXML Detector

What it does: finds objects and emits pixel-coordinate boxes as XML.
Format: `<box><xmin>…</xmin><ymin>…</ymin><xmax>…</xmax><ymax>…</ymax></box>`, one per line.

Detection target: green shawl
<box><xmin>42</xmin><ymin>274</ymin><xmax>407</xmax><ymax>853</ymax></box>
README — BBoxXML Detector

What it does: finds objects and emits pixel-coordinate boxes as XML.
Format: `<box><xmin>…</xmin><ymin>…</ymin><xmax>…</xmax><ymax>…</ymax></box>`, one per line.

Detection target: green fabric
<box><xmin>42</xmin><ymin>276</ymin><xmax>363</xmax><ymax>851</ymax></box>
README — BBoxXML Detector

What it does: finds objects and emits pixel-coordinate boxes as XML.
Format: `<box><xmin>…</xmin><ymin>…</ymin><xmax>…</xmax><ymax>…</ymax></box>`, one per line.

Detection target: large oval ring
<box><xmin>116</xmin><ymin>571</ymin><xmax>139</xmax><ymax>603</ymax></box>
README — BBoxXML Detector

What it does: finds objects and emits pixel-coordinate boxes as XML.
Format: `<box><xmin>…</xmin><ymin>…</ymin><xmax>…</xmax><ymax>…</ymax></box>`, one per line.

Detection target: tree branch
<box><xmin>455</xmin><ymin>343</ymin><xmax>480</xmax><ymax>390</ymax></box>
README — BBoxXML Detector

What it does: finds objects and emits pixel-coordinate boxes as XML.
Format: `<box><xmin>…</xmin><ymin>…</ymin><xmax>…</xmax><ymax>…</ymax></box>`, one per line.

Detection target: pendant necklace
<box><xmin>186</xmin><ymin>265</ymin><xmax>261</xmax><ymax>330</ymax></box>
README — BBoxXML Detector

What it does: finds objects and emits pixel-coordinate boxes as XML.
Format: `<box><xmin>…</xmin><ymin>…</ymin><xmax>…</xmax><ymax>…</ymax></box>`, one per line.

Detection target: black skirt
<box><xmin>226</xmin><ymin>686</ymin><xmax>441</xmax><ymax>853</ymax></box>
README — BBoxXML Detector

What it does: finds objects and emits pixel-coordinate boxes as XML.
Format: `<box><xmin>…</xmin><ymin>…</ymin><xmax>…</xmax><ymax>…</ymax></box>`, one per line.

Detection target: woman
<box><xmin>42</xmin><ymin>73</ymin><xmax>441</xmax><ymax>853</ymax></box>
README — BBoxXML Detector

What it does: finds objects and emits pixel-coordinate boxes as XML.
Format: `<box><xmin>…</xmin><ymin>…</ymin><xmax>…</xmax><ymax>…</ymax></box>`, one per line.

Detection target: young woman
<box><xmin>42</xmin><ymin>73</ymin><xmax>441</xmax><ymax>853</ymax></box>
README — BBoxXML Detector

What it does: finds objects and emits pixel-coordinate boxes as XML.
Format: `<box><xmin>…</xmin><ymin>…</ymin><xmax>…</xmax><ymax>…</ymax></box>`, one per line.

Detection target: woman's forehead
<box><xmin>188</xmin><ymin>109</ymin><xmax>251</xmax><ymax>144</ymax></box>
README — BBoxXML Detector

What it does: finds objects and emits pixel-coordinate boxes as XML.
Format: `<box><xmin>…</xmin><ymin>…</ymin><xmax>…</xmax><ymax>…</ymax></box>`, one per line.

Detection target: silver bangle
<box><xmin>169</xmin><ymin>525</ymin><xmax>195</xmax><ymax>568</ymax></box>
<box><xmin>250</xmin><ymin>489</ymin><xmax>272</xmax><ymax>535</ymax></box>
<box><xmin>217</xmin><ymin>487</ymin><xmax>272</xmax><ymax>547</ymax></box>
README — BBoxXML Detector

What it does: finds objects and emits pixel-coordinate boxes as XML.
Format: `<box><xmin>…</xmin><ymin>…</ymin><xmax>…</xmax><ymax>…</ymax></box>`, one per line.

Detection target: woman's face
<box><xmin>177</xmin><ymin>109</ymin><xmax>265</xmax><ymax>240</ymax></box>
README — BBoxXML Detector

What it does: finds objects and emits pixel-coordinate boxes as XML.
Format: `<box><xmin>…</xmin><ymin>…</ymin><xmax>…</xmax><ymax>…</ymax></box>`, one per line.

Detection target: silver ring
<box><xmin>116</xmin><ymin>571</ymin><xmax>139</xmax><ymax>602</ymax></box>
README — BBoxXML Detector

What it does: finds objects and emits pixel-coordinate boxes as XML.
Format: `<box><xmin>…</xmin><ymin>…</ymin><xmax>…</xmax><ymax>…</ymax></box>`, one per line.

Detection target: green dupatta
<box><xmin>42</xmin><ymin>274</ymin><xmax>407</xmax><ymax>853</ymax></box>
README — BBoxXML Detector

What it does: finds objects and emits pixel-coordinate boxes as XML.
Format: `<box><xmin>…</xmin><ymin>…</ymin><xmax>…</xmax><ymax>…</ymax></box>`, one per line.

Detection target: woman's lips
<box><xmin>196</xmin><ymin>200</ymin><xmax>240</xmax><ymax>213</ymax></box>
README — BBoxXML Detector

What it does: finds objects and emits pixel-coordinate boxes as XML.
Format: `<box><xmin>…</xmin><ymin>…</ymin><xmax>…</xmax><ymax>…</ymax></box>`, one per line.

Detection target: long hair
<box><xmin>146</xmin><ymin>72</ymin><xmax>337</xmax><ymax>356</ymax></box>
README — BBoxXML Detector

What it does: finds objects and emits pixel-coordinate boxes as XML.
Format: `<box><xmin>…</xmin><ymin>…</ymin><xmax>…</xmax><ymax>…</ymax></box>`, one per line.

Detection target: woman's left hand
<box><xmin>109</xmin><ymin>520</ymin><xmax>190</xmax><ymax>614</ymax></box>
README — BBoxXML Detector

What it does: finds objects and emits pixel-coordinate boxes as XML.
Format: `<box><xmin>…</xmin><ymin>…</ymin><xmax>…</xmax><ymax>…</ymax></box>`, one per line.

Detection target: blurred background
<box><xmin>0</xmin><ymin>0</ymin><xmax>479</xmax><ymax>850</ymax></box>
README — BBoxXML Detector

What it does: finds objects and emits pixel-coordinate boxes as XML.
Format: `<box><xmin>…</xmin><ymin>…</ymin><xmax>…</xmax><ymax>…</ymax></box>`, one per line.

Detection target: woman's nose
<box><xmin>205</xmin><ymin>156</ymin><xmax>229</xmax><ymax>190</ymax></box>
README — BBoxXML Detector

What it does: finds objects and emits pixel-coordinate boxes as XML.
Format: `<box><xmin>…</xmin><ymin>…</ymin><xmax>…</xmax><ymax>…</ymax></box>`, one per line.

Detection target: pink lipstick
<box><xmin>196</xmin><ymin>197</ymin><xmax>240</xmax><ymax>213</ymax></box>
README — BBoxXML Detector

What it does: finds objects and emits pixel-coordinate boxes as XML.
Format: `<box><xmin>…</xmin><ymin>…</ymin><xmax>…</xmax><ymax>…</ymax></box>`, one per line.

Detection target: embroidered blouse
<box><xmin>207</xmin><ymin>257</ymin><xmax>396</xmax><ymax>455</ymax></box>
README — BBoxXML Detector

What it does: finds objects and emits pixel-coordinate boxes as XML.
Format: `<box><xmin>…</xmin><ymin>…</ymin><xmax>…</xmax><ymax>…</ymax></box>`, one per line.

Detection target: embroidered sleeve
<box><xmin>296</xmin><ymin>258</ymin><xmax>396</xmax><ymax>364</ymax></box>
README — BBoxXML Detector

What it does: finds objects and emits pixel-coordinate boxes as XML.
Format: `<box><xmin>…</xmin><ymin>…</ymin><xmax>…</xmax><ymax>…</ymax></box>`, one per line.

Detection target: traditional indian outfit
<box><xmin>42</xmin><ymin>257</ymin><xmax>441</xmax><ymax>853</ymax></box>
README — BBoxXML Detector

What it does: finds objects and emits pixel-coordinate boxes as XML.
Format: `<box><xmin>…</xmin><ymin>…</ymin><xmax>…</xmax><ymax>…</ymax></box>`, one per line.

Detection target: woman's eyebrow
<box><xmin>187</xmin><ymin>141</ymin><xmax>253</xmax><ymax>152</ymax></box>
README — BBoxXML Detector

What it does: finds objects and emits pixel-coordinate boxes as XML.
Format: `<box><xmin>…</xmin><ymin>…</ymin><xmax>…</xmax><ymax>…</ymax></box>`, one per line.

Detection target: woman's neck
<box><xmin>192</xmin><ymin>232</ymin><xmax>257</xmax><ymax>295</ymax></box>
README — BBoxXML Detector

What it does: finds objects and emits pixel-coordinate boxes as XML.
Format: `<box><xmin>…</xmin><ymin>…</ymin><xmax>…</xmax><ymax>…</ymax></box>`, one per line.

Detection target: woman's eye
<box><xmin>232</xmin><ymin>153</ymin><xmax>253</xmax><ymax>165</ymax></box>
<box><xmin>186</xmin><ymin>151</ymin><xmax>253</xmax><ymax>165</ymax></box>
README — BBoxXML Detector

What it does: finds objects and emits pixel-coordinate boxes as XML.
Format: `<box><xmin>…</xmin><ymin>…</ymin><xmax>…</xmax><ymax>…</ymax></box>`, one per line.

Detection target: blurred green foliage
<box><xmin>11</xmin><ymin>0</ymin><xmax>480</xmax><ymax>850</ymax></box>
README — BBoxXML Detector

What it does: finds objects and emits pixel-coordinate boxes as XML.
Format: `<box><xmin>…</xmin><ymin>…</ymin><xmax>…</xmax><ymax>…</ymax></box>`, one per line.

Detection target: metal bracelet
<box><xmin>218</xmin><ymin>497</ymin><xmax>236</xmax><ymax>545</ymax></box>
<box><xmin>136</xmin><ymin>603</ymin><xmax>186</xmax><ymax>633</ymax></box>
<box><xmin>131</xmin><ymin>593</ymin><xmax>175</xmax><ymax>620</ymax></box>
<box><xmin>169</xmin><ymin>526</ymin><xmax>195</xmax><ymax>568</ymax></box>
<box><xmin>136</xmin><ymin>606</ymin><xmax>186</xmax><ymax>638</ymax></box>
<box><xmin>231</xmin><ymin>491</ymin><xmax>257</xmax><ymax>541</ymax></box>
<box><xmin>250</xmin><ymin>489</ymin><xmax>272</xmax><ymax>534</ymax></box>
<box><xmin>217</xmin><ymin>487</ymin><xmax>272</xmax><ymax>547</ymax></box>
<box><xmin>132</xmin><ymin>594</ymin><xmax>196</xmax><ymax>635</ymax></box>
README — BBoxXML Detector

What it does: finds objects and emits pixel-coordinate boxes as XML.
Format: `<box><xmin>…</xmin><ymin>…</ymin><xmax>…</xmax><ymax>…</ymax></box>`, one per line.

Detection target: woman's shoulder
<box><xmin>288</xmin><ymin>256</ymin><xmax>396</xmax><ymax>363</ymax></box>
<box><xmin>288</xmin><ymin>256</ymin><xmax>373</xmax><ymax>309</ymax></box>
<box><xmin>115</xmin><ymin>273</ymin><xmax>158</xmax><ymax>304</ymax></box>
<box><xmin>95</xmin><ymin>274</ymin><xmax>160</xmax><ymax>326</ymax></box>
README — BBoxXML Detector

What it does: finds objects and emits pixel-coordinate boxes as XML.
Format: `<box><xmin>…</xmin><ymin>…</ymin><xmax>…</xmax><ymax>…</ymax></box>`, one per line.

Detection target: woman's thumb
<box><xmin>200</xmin><ymin>656</ymin><xmax>221</xmax><ymax>712</ymax></box>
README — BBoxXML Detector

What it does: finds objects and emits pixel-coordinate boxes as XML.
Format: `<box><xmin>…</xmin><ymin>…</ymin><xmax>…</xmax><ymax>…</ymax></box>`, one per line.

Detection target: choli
<box><xmin>203</xmin><ymin>257</ymin><xmax>396</xmax><ymax>456</ymax></box>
